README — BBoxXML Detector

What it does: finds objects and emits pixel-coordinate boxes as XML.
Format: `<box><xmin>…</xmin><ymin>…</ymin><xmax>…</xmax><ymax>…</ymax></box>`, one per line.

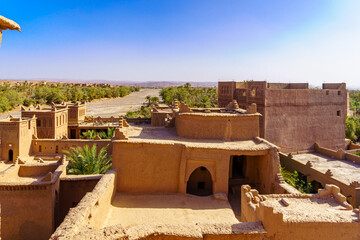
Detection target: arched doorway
<box><xmin>8</xmin><ymin>149</ymin><xmax>13</xmax><ymax>162</ymax></box>
<box><xmin>186</xmin><ymin>167</ymin><xmax>213</xmax><ymax>196</ymax></box>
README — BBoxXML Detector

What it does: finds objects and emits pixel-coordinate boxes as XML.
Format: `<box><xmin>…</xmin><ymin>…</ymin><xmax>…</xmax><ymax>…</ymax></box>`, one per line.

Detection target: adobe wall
<box><xmin>31</xmin><ymin>139</ymin><xmax>112</xmax><ymax>155</ymax></box>
<box><xmin>18</xmin><ymin>118</ymin><xmax>37</xmax><ymax>158</ymax></box>
<box><xmin>241</xmin><ymin>185</ymin><xmax>360</xmax><ymax>240</ymax></box>
<box><xmin>51</xmin><ymin>170</ymin><xmax>116</xmax><ymax>240</ymax></box>
<box><xmin>112</xmin><ymin>141</ymin><xmax>279</xmax><ymax>194</ymax></box>
<box><xmin>151</xmin><ymin>112</ymin><xmax>171</xmax><ymax>127</ymax></box>
<box><xmin>0</xmin><ymin>118</ymin><xmax>36</xmax><ymax>161</ymax></box>
<box><xmin>0</xmin><ymin>121</ymin><xmax>20</xmax><ymax>161</ymax></box>
<box><xmin>218</xmin><ymin>82</ymin><xmax>236</xmax><ymax>107</ymax></box>
<box><xmin>0</xmin><ymin>164</ymin><xmax>64</xmax><ymax>240</ymax></box>
<box><xmin>175</xmin><ymin>113</ymin><xmax>260</xmax><ymax>140</ymax></box>
<box><xmin>264</xmin><ymin>88</ymin><xmax>346</xmax><ymax>152</ymax></box>
<box><xmin>57</xmin><ymin>175</ymin><xmax>102</xmax><ymax>227</ymax></box>
<box><xmin>279</xmin><ymin>153</ymin><xmax>359</xmax><ymax>208</ymax></box>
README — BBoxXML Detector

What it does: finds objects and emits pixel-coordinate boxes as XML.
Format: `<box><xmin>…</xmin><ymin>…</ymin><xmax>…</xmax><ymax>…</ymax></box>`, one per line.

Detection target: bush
<box><xmin>281</xmin><ymin>167</ymin><xmax>313</xmax><ymax>193</ymax></box>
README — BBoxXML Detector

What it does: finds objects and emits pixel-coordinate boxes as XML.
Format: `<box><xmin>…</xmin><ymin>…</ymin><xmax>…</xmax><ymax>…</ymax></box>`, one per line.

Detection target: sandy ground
<box><xmin>264</xmin><ymin>195</ymin><xmax>358</xmax><ymax>222</ymax></box>
<box><xmin>103</xmin><ymin>193</ymin><xmax>239</xmax><ymax>228</ymax></box>
<box><xmin>85</xmin><ymin>88</ymin><xmax>160</xmax><ymax>117</ymax></box>
<box><xmin>293</xmin><ymin>153</ymin><xmax>360</xmax><ymax>185</ymax></box>
<box><xmin>0</xmin><ymin>88</ymin><xmax>160</xmax><ymax>119</ymax></box>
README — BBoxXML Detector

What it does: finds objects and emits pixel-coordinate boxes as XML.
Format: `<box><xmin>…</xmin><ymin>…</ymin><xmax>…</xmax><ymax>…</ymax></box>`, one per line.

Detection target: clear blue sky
<box><xmin>0</xmin><ymin>0</ymin><xmax>359</xmax><ymax>87</ymax></box>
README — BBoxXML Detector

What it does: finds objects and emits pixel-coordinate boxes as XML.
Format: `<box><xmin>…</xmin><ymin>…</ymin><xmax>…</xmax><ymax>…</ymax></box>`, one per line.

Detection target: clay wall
<box><xmin>18</xmin><ymin>163</ymin><xmax>59</xmax><ymax>177</ymax></box>
<box><xmin>51</xmin><ymin>170</ymin><xmax>116</xmax><ymax>240</ymax></box>
<box><xmin>22</xmin><ymin>108</ymin><xmax>68</xmax><ymax>139</ymax></box>
<box><xmin>279</xmin><ymin>153</ymin><xmax>360</xmax><ymax>207</ymax></box>
<box><xmin>267</xmin><ymin>83</ymin><xmax>308</xmax><ymax>89</ymax></box>
<box><xmin>0</xmin><ymin>121</ymin><xmax>20</xmax><ymax>161</ymax></box>
<box><xmin>112</xmin><ymin>141</ymin><xmax>278</xmax><ymax>194</ymax></box>
<box><xmin>0</xmin><ymin>164</ymin><xmax>64</xmax><ymax>240</ymax></box>
<box><xmin>151</xmin><ymin>112</ymin><xmax>171</xmax><ymax>127</ymax></box>
<box><xmin>68</xmin><ymin>104</ymin><xmax>86</xmax><ymax>124</ymax></box>
<box><xmin>57</xmin><ymin>175</ymin><xmax>102</xmax><ymax>227</ymax></box>
<box><xmin>175</xmin><ymin>113</ymin><xmax>259</xmax><ymax>140</ymax></box>
<box><xmin>241</xmin><ymin>185</ymin><xmax>360</xmax><ymax>240</ymax></box>
<box><xmin>32</xmin><ymin>139</ymin><xmax>112</xmax><ymax>155</ymax></box>
<box><xmin>218</xmin><ymin>82</ymin><xmax>236</xmax><ymax>107</ymax></box>
<box><xmin>264</xmin><ymin>88</ymin><xmax>346</xmax><ymax>152</ymax></box>
<box><xmin>18</xmin><ymin>118</ymin><xmax>37</xmax><ymax>157</ymax></box>
<box><xmin>0</xmin><ymin>118</ymin><xmax>36</xmax><ymax>161</ymax></box>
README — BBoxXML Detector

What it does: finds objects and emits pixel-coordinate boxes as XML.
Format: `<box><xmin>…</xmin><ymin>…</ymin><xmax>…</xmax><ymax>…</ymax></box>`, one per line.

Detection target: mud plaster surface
<box><xmin>103</xmin><ymin>193</ymin><xmax>239</xmax><ymax>228</ymax></box>
<box><xmin>293</xmin><ymin>153</ymin><xmax>360</xmax><ymax>185</ymax></box>
<box><xmin>263</xmin><ymin>195</ymin><xmax>359</xmax><ymax>222</ymax></box>
<box><xmin>119</xmin><ymin>126</ymin><xmax>274</xmax><ymax>151</ymax></box>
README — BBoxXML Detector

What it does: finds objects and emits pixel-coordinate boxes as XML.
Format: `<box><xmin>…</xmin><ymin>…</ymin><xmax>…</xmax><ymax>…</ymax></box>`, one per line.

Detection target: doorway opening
<box><xmin>186</xmin><ymin>167</ymin><xmax>213</xmax><ymax>196</ymax></box>
<box><xmin>8</xmin><ymin>149</ymin><xmax>13</xmax><ymax>162</ymax></box>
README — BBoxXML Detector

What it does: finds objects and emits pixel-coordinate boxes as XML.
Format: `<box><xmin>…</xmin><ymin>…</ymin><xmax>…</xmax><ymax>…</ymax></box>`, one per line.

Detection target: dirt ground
<box><xmin>0</xmin><ymin>88</ymin><xmax>160</xmax><ymax>119</ymax></box>
<box><xmin>103</xmin><ymin>193</ymin><xmax>239</xmax><ymax>228</ymax></box>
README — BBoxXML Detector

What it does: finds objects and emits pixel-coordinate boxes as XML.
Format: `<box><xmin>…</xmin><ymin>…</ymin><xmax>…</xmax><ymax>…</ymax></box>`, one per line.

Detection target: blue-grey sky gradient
<box><xmin>0</xmin><ymin>0</ymin><xmax>359</xmax><ymax>87</ymax></box>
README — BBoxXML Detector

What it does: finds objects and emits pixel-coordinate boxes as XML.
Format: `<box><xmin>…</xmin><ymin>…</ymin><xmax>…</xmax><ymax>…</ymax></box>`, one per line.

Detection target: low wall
<box><xmin>51</xmin><ymin>170</ymin><xmax>116</xmax><ymax>240</ymax></box>
<box><xmin>280</xmin><ymin>153</ymin><xmax>360</xmax><ymax>208</ymax></box>
<box><xmin>56</xmin><ymin>175</ymin><xmax>102</xmax><ymax>228</ymax></box>
<box><xmin>32</xmin><ymin>139</ymin><xmax>112</xmax><ymax>155</ymax></box>
<box><xmin>349</xmin><ymin>142</ymin><xmax>360</xmax><ymax>150</ymax></box>
<box><xmin>18</xmin><ymin>163</ymin><xmax>59</xmax><ymax>177</ymax></box>
<box><xmin>241</xmin><ymin>185</ymin><xmax>360</xmax><ymax>240</ymax></box>
<box><xmin>314</xmin><ymin>143</ymin><xmax>344</xmax><ymax>159</ymax></box>
<box><xmin>0</xmin><ymin>164</ymin><xmax>65</xmax><ymax>240</ymax></box>
<box><xmin>52</xmin><ymin>222</ymin><xmax>267</xmax><ymax>240</ymax></box>
<box><xmin>175</xmin><ymin>113</ymin><xmax>260</xmax><ymax>140</ymax></box>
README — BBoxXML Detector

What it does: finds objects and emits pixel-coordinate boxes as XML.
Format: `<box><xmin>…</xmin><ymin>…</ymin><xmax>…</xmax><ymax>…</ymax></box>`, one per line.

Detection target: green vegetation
<box><xmin>80</xmin><ymin>128</ymin><xmax>115</xmax><ymax>139</ymax></box>
<box><xmin>346</xmin><ymin>116</ymin><xmax>360</xmax><ymax>142</ymax></box>
<box><xmin>160</xmin><ymin>83</ymin><xmax>217</xmax><ymax>108</ymax></box>
<box><xmin>125</xmin><ymin>95</ymin><xmax>158</xmax><ymax>118</ymax></box>
<box><xmin>356</xmin><ymin>152</ymin><xmax>360</xmax><ymax>156</ymax></box>
<box><xmin>281</xmin><ymin>167</ymin><xmax>313</xmax><ymax>193</ymax></box>
<box><xmin>0</xmin><ymin>82</ymin><xmax>139</xmax><ymax>113</ymax></box>
<box><xmin>64</xmin><ymin>144</ymin><xmax>112</xmax><ymax>175</ymax></box>
<box><xmin>346</xmin><ymin>90</ymin><xmax>360</xmax><ymax>142</ymax></box>
<box><xmin>125</xmin><ymin>105</ymin><xmax>152</xmax><ymax>118</ymax></box>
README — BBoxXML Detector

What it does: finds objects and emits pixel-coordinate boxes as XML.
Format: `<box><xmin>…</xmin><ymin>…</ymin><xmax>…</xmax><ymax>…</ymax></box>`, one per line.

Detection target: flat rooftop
<box><xmin>263</xmin><ymin>195</ymin><xmax>358</xmax><ymax>223</ymax></box>
<box><xmin>292</xmin><ymin>153</ymin><xmax>360</xmax><ymax>185</ymax></box>
<box><xmin>117</xmin><ymin>126</ymin><xmax>274</xmax><ymax>151</ymax></box>
<box><xmin>103</xmin><ymin>193</ymin><xmax>239</xmax><ymax>228</ymax></box>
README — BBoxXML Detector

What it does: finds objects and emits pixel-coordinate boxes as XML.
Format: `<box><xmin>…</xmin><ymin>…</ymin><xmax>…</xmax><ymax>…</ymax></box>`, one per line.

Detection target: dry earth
<box><xmin>0</xmin><ymin>88</ymin><xmax>160</xmax><ymax>119</ymax></box>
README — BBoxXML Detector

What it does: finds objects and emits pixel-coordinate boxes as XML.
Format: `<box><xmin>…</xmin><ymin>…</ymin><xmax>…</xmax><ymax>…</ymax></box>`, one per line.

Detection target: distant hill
<box><xmin>0</xmin><ymin>79</ymin><xmax>218</xmax><ymax>88</ymax></box>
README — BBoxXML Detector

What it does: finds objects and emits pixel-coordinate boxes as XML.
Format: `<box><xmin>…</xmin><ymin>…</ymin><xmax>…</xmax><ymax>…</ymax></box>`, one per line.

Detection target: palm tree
<box><xmin>151</xmin><ymin>96</ymin><xmax>159</xmax><ymax>105</ymax></box>
<box><xmin>145</xmin><ymin>95</ymin><xmax>151</xmax><ymax>106</ymax></box>
<box><xmin>80</xmin><ymin>129</ymin><xmax>97</xmax><ymax>139</ymax></box>
<box><xmin>99</xmin><ymin>127</ymin><xmax>115</xmax><ymax>139</ymax></box>
<box><xmin>64</xmin><ymin>144</ymin><xmax>112</xmax><ymax>175</ymax></box>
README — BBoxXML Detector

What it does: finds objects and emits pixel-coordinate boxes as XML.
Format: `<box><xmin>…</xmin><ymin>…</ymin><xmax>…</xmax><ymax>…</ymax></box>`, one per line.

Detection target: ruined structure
<box><xmin>218</xmin><ymin>81</ymin><xmax>347</xmax><ymax>152</ymax></box>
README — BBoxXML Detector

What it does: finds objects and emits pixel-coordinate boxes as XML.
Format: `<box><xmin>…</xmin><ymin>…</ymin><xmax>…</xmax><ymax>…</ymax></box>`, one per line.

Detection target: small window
<box><xmin>337</xmin><ymin>111</ymin><xmax>341</xmax><ymax>116</ymax></box>
<box><xmin>36</xmin><ymin>119</ymin><xmax>41</xmax><ymax>127</ymax></box>
<box><xmin>326</xmin><ymin>90</ymin><xmax>329</xmax><ymax>95</ymax></box>
<box><xmin>39</xmin><ymin>145</ymin><xmax>42</xmax><ymax>152</ymax></box>
<box><xmin>338</xmin><ymin>91</ymin><xmax>341</xmax><ymax>95</ymax></box>
<box><xmin>55</xmin><ymin>145</ymin><xmax>59</xmax><ymax>153</ymax></box>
